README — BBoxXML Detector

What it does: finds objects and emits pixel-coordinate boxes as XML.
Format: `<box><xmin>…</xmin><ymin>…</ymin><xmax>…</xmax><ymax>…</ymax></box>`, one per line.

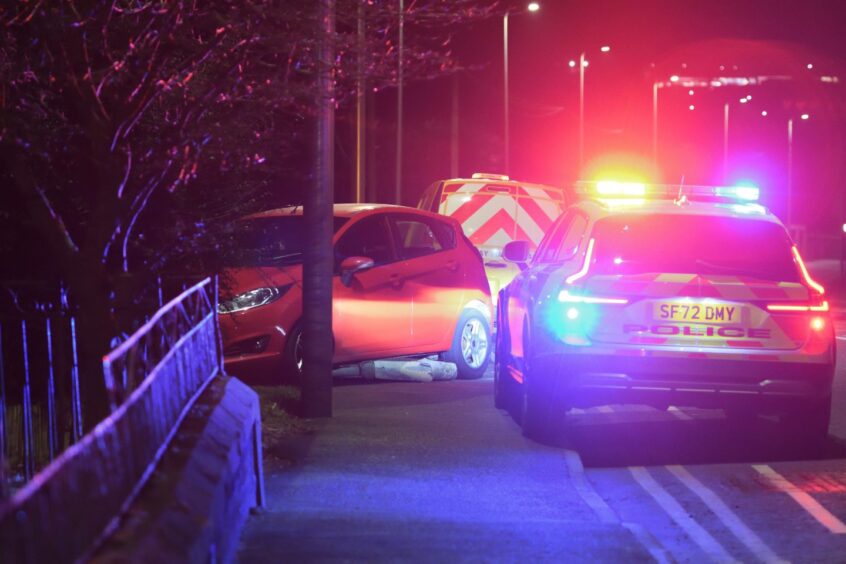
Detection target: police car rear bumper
<box><xmin>533</xmin><ymin>351</ymin><xmax>834</xmax><ymax>411</ymax></box>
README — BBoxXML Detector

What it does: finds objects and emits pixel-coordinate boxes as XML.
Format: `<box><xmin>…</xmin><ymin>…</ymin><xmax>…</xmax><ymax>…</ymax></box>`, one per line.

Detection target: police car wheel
<box><xmin>494</xmin><ymin>346</ymin><xmax>512</xmax><ymax>409</ymax></box>
<box><xmin>493</xmin><ymin>306</ymin><xmax>513</xmax><ymax>409</ymax></box>
<box><xmin>519</xmin><ymin>337</ymin><xmax>561</xmax><ymax>442</ymax></box>
<box><xmin>781</xmin><ymin>395</ymin><xmax>831</xmax><ymax>453</ymax></box>
<box><xmin>493</xmin><ymin>307</ymin><xmax>513</xmax><ymax>409</ymax></box>
<box><xmin>520</xmin><ymin>371</ymin><xmax>559</xmax><ymax>442</ymax></box>
<box><xmin>444</xmin><ymin>309</ymin><xmax>491</xmax><ymax>380</ymax></box>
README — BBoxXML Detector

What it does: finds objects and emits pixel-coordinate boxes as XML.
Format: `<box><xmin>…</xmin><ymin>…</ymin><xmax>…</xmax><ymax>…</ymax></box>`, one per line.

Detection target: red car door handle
<box><xmin>389</xmin><ymin>273</ymin><xmax>402</xmax><ymax>288</ymax></box>
<box><xmin>446</xmin><ymin>260</ymin><xmax>459</xmax><ymax>272</ymax></box>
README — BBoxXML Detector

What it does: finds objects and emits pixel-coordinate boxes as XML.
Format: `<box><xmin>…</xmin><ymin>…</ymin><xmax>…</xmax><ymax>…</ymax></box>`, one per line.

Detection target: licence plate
<box><xmin>654</xmin><ymin>302</ymin><xmax>743</xmax><ymax>323</ymax></box>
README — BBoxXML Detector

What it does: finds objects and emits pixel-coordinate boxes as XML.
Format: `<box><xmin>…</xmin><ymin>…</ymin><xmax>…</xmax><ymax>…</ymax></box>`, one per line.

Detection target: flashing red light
<box><xmin>810</xmin><ymin>316</ymin><xmax>826</xmax><ymax>332</ymax></box>
<box><xmin>767</xmin><ymin>301</ymin><xmax>829</xmax><ymax>312</ymax></box>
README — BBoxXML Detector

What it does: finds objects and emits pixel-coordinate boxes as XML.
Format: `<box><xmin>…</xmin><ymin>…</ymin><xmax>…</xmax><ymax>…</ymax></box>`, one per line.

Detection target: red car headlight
<box><xmin>218</xmin><ymin>284</ymin><xmax>293</xmax><ymax>314</ymax></box>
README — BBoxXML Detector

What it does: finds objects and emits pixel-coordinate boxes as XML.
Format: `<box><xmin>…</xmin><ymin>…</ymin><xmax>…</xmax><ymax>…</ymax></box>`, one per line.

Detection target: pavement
<box><xmin>236</xmin><ymin>380</ymin><xmax>652</xmax><ymax>562</ymax></box>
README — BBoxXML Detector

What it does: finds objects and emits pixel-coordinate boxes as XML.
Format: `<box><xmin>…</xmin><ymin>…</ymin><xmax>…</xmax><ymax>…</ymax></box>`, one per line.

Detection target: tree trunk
<box><xmin>300</xmin><ymin>0</ymin><xmax>335</xmax><ymax>418</ymax></box>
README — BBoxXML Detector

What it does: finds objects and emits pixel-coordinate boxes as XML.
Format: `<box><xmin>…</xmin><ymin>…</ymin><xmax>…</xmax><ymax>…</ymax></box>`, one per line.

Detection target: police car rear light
<box><xmin>791</xmin><ymin>245</ymin><xmax>825</xmax><ymax>295</ymax></box>
<box><xmin>767</xmin><ymin>301</ymin><xmax>829</xmax><ymax>312</ymax></box>
<box><xmin>558</xmin><ymin>290</ymin><xmax>628</xmax><ymax>305</ymax></box>
<box><xmin>565</xmin><ymin>238</ymin><xmax>596</xmax><ymax>284</ymax></box>
<box><xmin>810</xmin><ymin>316</ymin><xmax>826</xmax><ymax>332</ymax></box>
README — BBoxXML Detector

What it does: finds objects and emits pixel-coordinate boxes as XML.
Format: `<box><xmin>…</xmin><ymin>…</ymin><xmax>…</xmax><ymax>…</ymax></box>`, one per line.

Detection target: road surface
<box><xmin>237</xmin><ymin>325</ymin><xmax>846</xmax><ymax>562</ymax></box>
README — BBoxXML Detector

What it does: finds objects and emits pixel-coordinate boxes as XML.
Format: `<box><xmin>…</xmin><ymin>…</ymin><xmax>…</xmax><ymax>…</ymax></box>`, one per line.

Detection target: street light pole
<box><xmin>394</xmin><ymin>0</ymin><xmax>404</xmax><ymax>205</ymax></box>
<box><xmin>652</xmin><ymin>82</ymin><xmax>659</xmax><ymax>162</ymax></box>
<box><xmin>579</xmin><ymin>51</ymin><xmax>585</xmax><ymax>171</ymax></box>
<box><xmin>451</xmin><ymin>73</ymin><xmax>459</xmax><ymax>178</ymax></box>
<box><xmin>787</xmin><ymin>117</ymin><xmax>794</xmax><ymax>226</ymax></box>
<box><xmin>355</xmin><ymin>0</ymin><xmax>365</xmax><ymax>203</ymax></box>
<box><xmin>503</xmin><ymin>3</ymin><xmax>539</xmax><ymax>176</ymax></box>
<box><xmin>503</xmin><ymin>11</ymin><xmax>509</xmax><ymax>174</ymax></box>
<box><xmin>723</xmin><ymin>102</ymin><xmax>730</xmax><ymax>182</ymax></box>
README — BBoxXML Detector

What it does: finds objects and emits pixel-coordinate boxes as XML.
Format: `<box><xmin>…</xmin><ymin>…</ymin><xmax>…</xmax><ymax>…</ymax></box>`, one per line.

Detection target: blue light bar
<box><xmin>716</xmin><ymin>185</ymin><xmax>760</xmax><ymax>201</ymax></box>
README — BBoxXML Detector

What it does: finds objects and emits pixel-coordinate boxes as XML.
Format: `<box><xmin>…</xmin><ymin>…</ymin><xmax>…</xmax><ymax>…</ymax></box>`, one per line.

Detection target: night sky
<box><xmin>356</xmin><ymin>0</ymin><xmax>846</xmax><ymax>234</ymax></box>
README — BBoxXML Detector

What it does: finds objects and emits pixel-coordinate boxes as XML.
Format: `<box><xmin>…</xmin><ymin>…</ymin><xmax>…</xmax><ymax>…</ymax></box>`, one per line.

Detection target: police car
<box><xmin>494</xmin><ymin>181</ymin><xmax>834</xmax><ymax>445</ymax></box>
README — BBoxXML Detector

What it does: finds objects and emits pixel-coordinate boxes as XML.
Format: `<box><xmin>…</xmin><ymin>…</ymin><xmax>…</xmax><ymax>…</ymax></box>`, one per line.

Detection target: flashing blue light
<box><xmin>716</xmin><ymin>185</ymin><xmax>760</xmax><ymax>201</ymax></box>
<box><xmin>545</xmin><ymin>301</ymin><xmax>599</xmax><ymax>346</ymax></box>
<box><xmin>734</xmin><ymin>186</ymin><xmax>760</xmax><ymax>201</ymax></box>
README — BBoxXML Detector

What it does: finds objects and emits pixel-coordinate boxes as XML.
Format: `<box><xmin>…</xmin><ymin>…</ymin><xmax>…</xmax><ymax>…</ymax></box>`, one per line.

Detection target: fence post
<box><xmin>21</xmin><ymin>319</ymin><xmax>34</xmax><ymax>481</ymax></box>
<box><xmin>0</xmin><ymin>321</ymin><xmax>7</xmax><ymax>498</ymax></box>
<box><xmin>45</xmin><ymin>318</ymin><xmax>58</xmax><ymax>461</ymax></box>
<box><xmin>70</xmin><ymin>317</ymin><xmax>83</xmax><ymax>442</ymax></box>
<box><xmin>214</xmin><ymin>275</ymin><xmax>223</xmax><ymax>374</ymax></box>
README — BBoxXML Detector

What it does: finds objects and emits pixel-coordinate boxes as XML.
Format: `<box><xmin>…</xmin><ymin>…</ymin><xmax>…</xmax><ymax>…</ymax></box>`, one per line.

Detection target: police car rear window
<box><xmin>590</xmin><ymin>214</ymin><xmax>799</xmax><ymax>282</ymax></box>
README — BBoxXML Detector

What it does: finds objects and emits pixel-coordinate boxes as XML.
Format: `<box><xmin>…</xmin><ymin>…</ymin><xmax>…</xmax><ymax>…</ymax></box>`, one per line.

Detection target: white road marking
<box><xmin>668</xmin><ymin>406</ymin><xmax>693</xmax><ymax>421</ymax></box>
<box><xmin>753</xmin><ymin>465</ymin><xmax>846</xmax><ymax>534</ymax></box>
<box><xmin>563</xmin><ymin>452</ymin><xmax>671</xmax><ymax>563</ymax></box>
<box><xmin>630</xmin><ymin>466</ymin><xmax>738</xmax><ymax>563</ymax></box>
<box><xmin>835</xmin><ymin>336</ymin><xmax>846</xmax><ymax>341</ymax></box>
<box><xmin>667</xmin><ymin>465</ymin><xmax>786</xmax><ymax>564</ymax></box>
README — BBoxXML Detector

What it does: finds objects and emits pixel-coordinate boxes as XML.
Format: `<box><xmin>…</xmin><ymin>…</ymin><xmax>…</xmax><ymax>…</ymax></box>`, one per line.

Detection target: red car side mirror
<box><xmin>340</xmin><ymin>256</ymin><xmax>375</xmax><ymax>286</ymax></box>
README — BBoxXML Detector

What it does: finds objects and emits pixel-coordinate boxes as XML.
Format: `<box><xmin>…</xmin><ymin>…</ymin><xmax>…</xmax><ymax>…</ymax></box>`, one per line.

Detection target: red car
<box><xmin>219</xmin><ymin>204</ymin><xmax>493</xmax><ymax>381</ymax></box>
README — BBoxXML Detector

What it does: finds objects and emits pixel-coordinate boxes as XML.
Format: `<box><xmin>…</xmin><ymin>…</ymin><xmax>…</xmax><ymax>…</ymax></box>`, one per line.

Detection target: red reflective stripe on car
<box><xmin>446</xmin><ymin>193</ymin><xmax>494</xmax><ymax>224</ymax></box>
<box><xmin>516</xmin><ymin>192</ymin><xmax>557</xmax><ymax>235</ymax></box>
<box><xmin>469</xmin><ymin>208</ymin><xmax>533</xmax><ymax>246</ymax></box>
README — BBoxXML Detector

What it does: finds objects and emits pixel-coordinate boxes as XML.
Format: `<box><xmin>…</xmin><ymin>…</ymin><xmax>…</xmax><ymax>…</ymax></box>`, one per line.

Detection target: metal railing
<box><xmin>0</xmin><ymin>277</ymin><xmax>222</xmax><ymax>563</ymax></box>
<box><xmin>0</xmin><ymin>304</ymin><xmax>85</xmax><ymax>496</ymax></box>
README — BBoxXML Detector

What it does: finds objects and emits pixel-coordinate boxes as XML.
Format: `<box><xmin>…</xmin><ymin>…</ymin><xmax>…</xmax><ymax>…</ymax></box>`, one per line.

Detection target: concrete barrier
<box><xmin>92</xmin><ymin>375</ymin><xmax>264</xmax><ymax>563</ymax></box>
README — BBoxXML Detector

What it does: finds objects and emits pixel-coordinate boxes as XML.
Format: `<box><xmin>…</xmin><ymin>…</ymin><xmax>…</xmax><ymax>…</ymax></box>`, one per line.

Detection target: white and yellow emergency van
<box><xmin>417</xmin><ymin>173</ymin><xmax>568</xmax><ymax>303</ymax></box>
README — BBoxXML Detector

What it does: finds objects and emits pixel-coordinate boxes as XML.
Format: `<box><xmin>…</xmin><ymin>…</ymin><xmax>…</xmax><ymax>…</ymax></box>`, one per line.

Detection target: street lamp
<box><xmin>503</xmin><ymin>3</ymin><xmax>540</xmax><ymax>174</ymax></box>
<box><xmin>722</xmin><ymin>96</ymin><xmax>756</xmax><ymax>181</ymax></box>
<box><xmin>570</xmin><ymin>45</ymin><xmax>611</xmax><ymax>171</ymax></box>
<box><xmin>787</xmin><ymin>113</ymin><xmax>810</xmax><ymax>226</ymax></box>
<box><xmin>761</xmin><ymin>110</ymin><xmax>809</xmax><ymax>226</ymax></box>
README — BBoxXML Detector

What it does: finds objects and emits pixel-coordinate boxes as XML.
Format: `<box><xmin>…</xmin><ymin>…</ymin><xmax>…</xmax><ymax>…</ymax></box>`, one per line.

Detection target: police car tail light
<box><xmin>810</xmin><ymin>316</ymin><xmax>826</xmax><ymax>332</ymax></box>
<box><xmin>791</xmin><ymin>245</ymin><xmax>825</xmax><ymax>295</ymax></box>
<box><xmin>766</xmin><ymin>300</ymin><xmax>829</xmax><ymax>313</ymax></box>
<box><xmin>565</xmin><ymin>238</ymin><xmax>596</xmax><ymax>284</ymax></box>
